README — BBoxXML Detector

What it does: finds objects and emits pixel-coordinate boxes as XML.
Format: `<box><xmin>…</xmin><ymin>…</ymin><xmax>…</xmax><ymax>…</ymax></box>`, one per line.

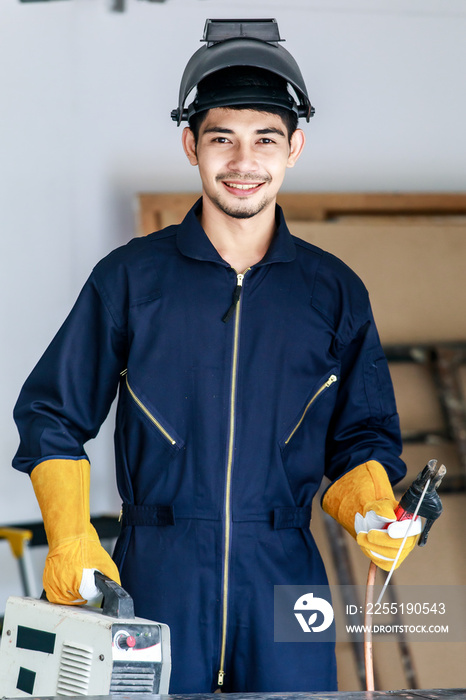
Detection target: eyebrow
<box><xmin>202</xmin><ymin>127</ymin><xmax>234</xmax><ymax>135</ymax></box>
<box><xmin>257</xmin><ymin>127</ymin><xmax>286</xmax><ymax>137</ymax></box>
<box><xmin>201</xmin><ymin>126</ymin><xmax>286</xmax><ymax>138</ymax></box>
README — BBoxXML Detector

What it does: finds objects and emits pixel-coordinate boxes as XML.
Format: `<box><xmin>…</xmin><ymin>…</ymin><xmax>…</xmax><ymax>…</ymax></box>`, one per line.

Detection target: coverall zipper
<box><xmin>122</xmin><ymin>372</ymin><xmax>177</xmax><ymax>446</ymax></box>
<box><xmin>218</xmin><ymin>270</ymin><xmax>248</xmax><ymax>688</ymax></box>
<box><xmin>284</xmin><ymin>374</ymin><xmax>338</xmax><ymax>445</ymax></box>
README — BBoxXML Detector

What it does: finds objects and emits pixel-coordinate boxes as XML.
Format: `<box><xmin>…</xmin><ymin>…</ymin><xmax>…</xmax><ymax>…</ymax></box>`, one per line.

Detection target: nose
<box><xmin>228</xmin><ymin>141</ymin><xmax>259</xmax><ymax>173</ymax></box>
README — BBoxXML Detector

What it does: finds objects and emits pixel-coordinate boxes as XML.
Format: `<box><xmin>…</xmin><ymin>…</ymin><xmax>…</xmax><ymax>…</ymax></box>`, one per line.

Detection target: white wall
<box><xmin>1</xmin><ymin>0</ymin><xmax>465</xmax><ymax>607</ymax></box>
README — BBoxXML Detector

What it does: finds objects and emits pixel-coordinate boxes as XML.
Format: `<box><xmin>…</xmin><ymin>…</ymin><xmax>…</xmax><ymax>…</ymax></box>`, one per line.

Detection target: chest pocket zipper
<box><xmin>283</xmin><ymin>374</ymin><xmax>338</xmax><ymax>446</ymax></box>
<box><xmin>122</xmin><ymin>372</ymin><xmax>178</xmax><ymax>447</ymax></box>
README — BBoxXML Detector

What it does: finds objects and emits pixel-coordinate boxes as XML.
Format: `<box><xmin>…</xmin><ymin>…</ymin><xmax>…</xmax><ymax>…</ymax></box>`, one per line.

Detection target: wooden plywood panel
<box><xmin>389</xmin><ymin>363</ymin><xmax>445</xmax><ymax>436</ymax></box>
<box><xmin>137</xmin><ymin>193</ymin><xmax>200</xmax><ymax>233</ymax></box>
<box><xmin>388</xmin><ymin>361</ymin><xmax>464</xmax><ymax>486</ymax></box>
<box><xmin>289</xmin><ymin>219</ymin><xmax>466</xmax><ymax>345</ymax></box>
<box><xmin>135</xmin><ymin>192</ymin><xmax>466</xmax><ymax>236</ymax></box>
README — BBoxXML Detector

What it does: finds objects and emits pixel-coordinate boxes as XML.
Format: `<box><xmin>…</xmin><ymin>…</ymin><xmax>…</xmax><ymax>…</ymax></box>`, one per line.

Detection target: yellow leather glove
<box><xmin>31</xmin><ymin>458</ymin><xmax>121</xmax><ymax>605</ymax></box>
<box><xmin>322</xmin><ymin>461</ymin><xmax>421</xmax><ymax>571</ymax></box>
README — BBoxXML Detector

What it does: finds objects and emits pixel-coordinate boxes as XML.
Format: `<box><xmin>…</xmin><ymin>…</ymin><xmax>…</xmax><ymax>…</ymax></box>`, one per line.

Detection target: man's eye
<box><xmin>213</xmin><ymin>137</ymin><xmax>230</xmax><ymax>143</ymax></box>
<box><xmin>259</xmin><ymin>138</ymin><xmax>274</xmax><ymax>144</ymax></box>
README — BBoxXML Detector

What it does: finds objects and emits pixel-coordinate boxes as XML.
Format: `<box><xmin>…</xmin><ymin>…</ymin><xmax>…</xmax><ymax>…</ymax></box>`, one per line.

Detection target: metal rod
<box><xmin>364</xmin><ymin>561</ymin><xmax>377</xmax><ymax>691</ymax></box>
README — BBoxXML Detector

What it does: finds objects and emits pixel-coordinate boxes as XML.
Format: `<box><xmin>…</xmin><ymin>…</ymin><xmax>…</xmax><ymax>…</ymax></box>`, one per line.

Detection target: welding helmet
<box><xmin>171</xmin><ymin>19</ymin><xmax>314</xmax><ymax>125</ymax></box>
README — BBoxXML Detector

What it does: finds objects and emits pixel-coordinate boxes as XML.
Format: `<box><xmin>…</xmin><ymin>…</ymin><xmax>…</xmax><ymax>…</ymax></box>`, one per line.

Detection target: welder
<box><xmin>12</xmin><ymin>19</ymin><xmax>418</xmax><ymax>692</ymax></box>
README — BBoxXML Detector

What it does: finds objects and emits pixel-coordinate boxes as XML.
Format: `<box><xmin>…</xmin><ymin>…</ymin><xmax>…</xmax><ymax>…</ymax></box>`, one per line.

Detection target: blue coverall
<box><xmin>13</xmin><ymin>200</ymin><xmax>405</xmax><ymax>692</ymax></box>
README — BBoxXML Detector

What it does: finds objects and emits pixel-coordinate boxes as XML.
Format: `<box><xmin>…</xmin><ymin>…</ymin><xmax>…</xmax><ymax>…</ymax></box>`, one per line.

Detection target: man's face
<box><xmin>182</xmin><ymin>108</ymin><xmax>305</xmax><ymax>220</ymax></box>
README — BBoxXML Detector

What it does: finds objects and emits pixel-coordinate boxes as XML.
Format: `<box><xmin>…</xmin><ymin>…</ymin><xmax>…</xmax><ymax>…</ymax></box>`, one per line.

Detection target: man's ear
<box><xmin>287</xmin><ymin>128</ymin><xmax>306</xmax><ymax>168</ymax></box>
<box><xmin>182</xmin><ymin>127</ymin><xmax>198</xmax><ymax>166</ymax></box>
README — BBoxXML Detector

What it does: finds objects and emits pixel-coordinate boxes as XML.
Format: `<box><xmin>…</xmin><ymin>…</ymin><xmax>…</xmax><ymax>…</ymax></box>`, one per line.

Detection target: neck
<box><xmin>200</xmin><ymin>195</ymin><xmax>277</xmax><ymax>272</ymax></box>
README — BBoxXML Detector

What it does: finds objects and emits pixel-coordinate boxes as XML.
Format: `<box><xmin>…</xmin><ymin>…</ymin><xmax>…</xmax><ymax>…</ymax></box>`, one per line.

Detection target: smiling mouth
<box><xmin>222</xmin><ymin>181</ymin><xmax>266</xmax><ymax>195</ymax></box>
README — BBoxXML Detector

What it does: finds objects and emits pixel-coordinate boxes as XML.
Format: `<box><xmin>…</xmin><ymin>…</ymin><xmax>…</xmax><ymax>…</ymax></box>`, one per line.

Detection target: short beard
<box><xmin>209</xmin><ymin>193</ymin><xmax>271</xmax><ymax>219</ymax></box>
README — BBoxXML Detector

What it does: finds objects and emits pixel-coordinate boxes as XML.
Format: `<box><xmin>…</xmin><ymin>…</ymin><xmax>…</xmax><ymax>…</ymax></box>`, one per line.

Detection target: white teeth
<box><xmin>226</xmin><ymin>183</ymin><xmax>261</xmax><ymax>190</ymax></box>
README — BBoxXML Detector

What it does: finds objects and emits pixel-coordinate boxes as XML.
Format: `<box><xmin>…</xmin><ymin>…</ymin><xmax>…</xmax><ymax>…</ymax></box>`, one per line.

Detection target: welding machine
<box><xmin>0</xmin><ymin>572</ymin><xmax>171</xmax><ymax>697</ymax></box>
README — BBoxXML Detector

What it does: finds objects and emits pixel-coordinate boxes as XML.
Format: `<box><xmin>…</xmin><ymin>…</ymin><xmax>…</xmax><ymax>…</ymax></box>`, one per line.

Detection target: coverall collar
<box><xmin>176</xmin><ymin>198</ymin><xmax>297</xmax><ymax>267</ymax></box>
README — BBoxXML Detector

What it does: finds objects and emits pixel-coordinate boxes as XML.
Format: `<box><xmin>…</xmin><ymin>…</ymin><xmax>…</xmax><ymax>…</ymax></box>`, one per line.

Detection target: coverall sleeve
<box><xmin>324</xmin><ymin>304</ymin><xmax>406</xmax><ymax>487</ymax></box>
<box><xmin>310</xmin><ymin>250</ymin><xmax>406</xmax><ymax>488</ymax></box>
<box><xmin>13</xmin><ymin>273</ymin><xmax>128</xmax><ymax>475</ymax></box>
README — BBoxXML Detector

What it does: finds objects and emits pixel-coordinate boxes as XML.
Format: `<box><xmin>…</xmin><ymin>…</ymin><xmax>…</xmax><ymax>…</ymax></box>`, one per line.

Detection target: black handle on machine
<box><xmin>94</xmin><ymin>570</ymin><xmax>135</xmax><ymax>619</ymax></box>
<box><xmin>40</xmin><ymin>571</ymin><xmax>135</xmax><ymax>618</ymax></box>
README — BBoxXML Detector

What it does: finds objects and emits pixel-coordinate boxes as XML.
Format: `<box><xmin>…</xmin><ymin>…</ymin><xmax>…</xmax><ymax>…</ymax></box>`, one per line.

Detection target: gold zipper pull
<box><xmin>118</xmin><ymin>508</ymin><xmax>123</xmax><ymax>522</ymax></box>
<box><xmin>217</xmin><ymin>670</ymin><xmax>225</xmax><ymax>687</ymax></box>
<box><xmin>120</xmin><ymin>368</ymin><xmax>128</xmax><ymax>377</ymax></box>
<box><xmin>284</xmin><ymin>373</ymin><xmax>338</xmax><ymax>445</ymax></box>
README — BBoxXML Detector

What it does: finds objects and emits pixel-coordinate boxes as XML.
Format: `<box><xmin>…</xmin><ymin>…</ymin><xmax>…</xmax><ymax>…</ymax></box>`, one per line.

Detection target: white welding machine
<box><xmin>0</xmin><ymin>572</ymin><xmax>171</xmax><ymax>697</ymax></box>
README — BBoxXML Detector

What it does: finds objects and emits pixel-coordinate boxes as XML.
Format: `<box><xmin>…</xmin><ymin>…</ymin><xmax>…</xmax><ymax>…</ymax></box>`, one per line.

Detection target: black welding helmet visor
<box><xmin>190</xmin><ymin>66</ymin><xmax>297</xmax><ymax>123</ymax></box>
<box><xmin>171</xmin><ymin>23</ymin><xmax>314</xmax><ymax>125</ymax></box>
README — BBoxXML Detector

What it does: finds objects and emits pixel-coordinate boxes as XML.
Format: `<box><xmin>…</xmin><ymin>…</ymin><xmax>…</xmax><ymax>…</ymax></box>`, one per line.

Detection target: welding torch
<box><xmin>364</xmin><ymin>458</ymin><xmax>446</xmax><ymax>691</ymax></box>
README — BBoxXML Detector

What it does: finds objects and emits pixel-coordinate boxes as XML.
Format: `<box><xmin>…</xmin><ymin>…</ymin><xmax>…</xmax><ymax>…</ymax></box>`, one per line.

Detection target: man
<box><xmin>13</xmin><ymin>19</ymin><xmax>419</xmax><ymax>692</ymax></box>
